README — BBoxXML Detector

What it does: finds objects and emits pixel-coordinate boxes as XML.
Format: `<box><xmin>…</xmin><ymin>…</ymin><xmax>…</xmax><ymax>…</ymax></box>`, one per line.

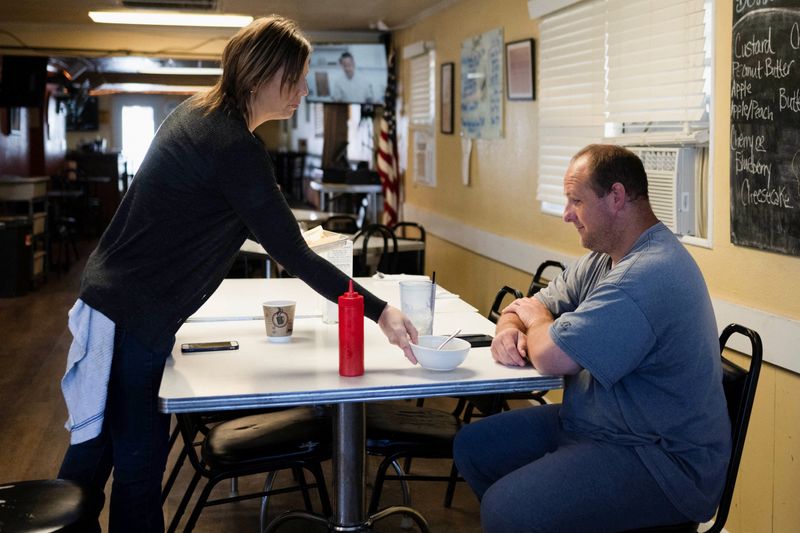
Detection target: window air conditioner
<box><xmin>627</xmin><ymin>147</ymin><xmax>697</xmax><ymax>236</ymax></box>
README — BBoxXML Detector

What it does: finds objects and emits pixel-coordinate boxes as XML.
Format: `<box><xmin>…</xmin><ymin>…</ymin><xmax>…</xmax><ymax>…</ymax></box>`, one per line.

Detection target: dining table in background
<box><xmin>239</xmin><ymin>235</ymin><xmax>425</xmax><ymax>279</ymax></box>
<box><xmin>307</xmin><ymin>179</ymin><xmax>383</xmax><ymax>225</ymax></box>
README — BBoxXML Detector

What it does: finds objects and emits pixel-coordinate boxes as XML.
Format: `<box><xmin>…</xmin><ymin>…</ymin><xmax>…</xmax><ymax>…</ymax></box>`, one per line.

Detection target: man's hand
<box><xmin>378</xmin><ymin>305</ymin><xmax>419</xmax><ymax>364</ymax></box>
<box><xmin>502</xmin><ymin>297</ymin><xmax>553</xmax><ymax>329</ymax></box>
<box><xmin>490</xmin><ymin>328</ymin><xmax>529</xmax><ymax>367</ymax></box>
<box><xmin>499</xmin><ymin>296</ymin><xmax>581</xmax><ymax>375</ymax></box>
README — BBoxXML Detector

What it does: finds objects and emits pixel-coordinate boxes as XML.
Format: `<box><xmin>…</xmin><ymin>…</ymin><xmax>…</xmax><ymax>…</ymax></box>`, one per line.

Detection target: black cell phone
<box><xmin>180</xmin><ymin>341</ymin><xmax>239</xmax><ymax>353</ymax></box>
<box><xmin>456</xmin><ymin>334</ymin><xmax>494</xmax><ymax>347</ymax></box>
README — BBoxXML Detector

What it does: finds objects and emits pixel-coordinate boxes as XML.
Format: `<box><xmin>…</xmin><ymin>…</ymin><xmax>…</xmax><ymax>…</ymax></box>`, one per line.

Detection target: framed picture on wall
<box><xmin>506</xmin><ymin>39</ymin><xmax>535</xmax><ymax>100</ymax></box>
<box><xmin>440</xmin><ymin>62</ymin><xmax>454</xmax><ymax>134</ymax></box>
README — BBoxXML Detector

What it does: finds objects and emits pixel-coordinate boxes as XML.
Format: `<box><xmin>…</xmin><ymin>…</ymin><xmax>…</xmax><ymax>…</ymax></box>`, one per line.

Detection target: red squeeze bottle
<box><xmin>338</xmin><ymin>280</ymin><xmax>364</xmax><ymax>377</ymax></box>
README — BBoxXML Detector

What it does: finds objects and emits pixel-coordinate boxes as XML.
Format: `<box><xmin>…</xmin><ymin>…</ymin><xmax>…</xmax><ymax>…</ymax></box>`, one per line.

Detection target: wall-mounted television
<box><xmin>66</xmin><ymin>95</ymin><xmax>99</xmax><ymax>131</ymax></box>
<box><xmin>306</xmin><ymin>43</ymin><xmax>387</xmax><ymax>105</ymax></box>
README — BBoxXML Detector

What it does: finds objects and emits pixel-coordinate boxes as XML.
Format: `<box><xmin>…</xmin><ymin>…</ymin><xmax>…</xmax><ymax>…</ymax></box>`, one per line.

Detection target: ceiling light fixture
<box><xmin>88</xmin><ymin>10</ymin><xmax>253</xmax><ymax>28</ymax></box>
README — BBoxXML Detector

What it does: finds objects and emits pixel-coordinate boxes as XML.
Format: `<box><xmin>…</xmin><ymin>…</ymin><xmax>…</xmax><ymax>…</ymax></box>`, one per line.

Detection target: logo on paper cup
<box><xmin>272</xmin><ymin>309</ymin><xmax>288</xmax><ymax>328</ymax></box>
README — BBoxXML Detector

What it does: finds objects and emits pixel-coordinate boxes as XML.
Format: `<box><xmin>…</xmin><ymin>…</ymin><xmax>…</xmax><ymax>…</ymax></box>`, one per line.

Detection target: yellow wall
<box><xmin>395</xmin><ymin>1</ymin><xmax>800</xmax><ymax>531</ymax></box>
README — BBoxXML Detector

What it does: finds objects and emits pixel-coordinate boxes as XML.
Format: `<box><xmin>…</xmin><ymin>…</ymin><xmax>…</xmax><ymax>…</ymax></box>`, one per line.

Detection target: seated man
<box><xmin>454</xmin><ymin>144</ymin><xmax>731</xmax><ymax>533</ymax></box>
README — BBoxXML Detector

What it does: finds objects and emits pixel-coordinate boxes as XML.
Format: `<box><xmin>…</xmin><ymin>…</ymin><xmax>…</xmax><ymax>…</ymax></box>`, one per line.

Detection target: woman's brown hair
<box><xmin>191</xmin><ymin>15</ymin><xmax>311</xmax><ymax>122</ymax></box>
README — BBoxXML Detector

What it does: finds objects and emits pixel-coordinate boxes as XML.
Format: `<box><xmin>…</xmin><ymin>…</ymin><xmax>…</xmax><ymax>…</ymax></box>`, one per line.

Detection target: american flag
<box><xmin>378</xmin><ymin>49</ymin><xmax>400</xmax><ymax>226</ymax></box>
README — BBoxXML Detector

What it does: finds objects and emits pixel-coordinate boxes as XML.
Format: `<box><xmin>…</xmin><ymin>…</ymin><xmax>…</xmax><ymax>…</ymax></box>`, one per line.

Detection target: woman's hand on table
<box><xmin>378</xmin><ymin>305</ymin><xmax>419</xmax><ymax>364</ymax></box>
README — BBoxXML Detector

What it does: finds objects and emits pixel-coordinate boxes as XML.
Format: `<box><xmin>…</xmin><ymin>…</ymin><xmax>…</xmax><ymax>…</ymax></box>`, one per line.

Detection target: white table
<box><xmin>160</xmin><ymin>284</ymin><xmax>563</xmax><ymax>531</ymax></box>
<box><xmin>189</xmin><ymin>277</ymin><xmax>476</xmax><ymax>322</ymax></box>
<box><xmin>308</xmin><ymin>180</ymin><xmax>383</xmax><ymax>224</ymax></box>
<box><xmin>240</xmin><ymin>235</ymin><xmax>424</xmax><ymax>257</ymax></box>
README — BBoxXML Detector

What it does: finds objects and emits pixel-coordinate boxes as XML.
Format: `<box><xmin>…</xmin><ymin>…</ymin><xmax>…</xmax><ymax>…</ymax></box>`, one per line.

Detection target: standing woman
<box><xmin>57</xmin><ymin>16</ymin><xmax>418</xmax><ymax>532</ymax></box>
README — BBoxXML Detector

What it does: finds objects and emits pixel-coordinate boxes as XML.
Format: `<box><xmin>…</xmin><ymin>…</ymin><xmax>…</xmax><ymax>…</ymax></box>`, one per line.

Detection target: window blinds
<box><xmin>536</xmin><ymin>0</ymin><xmax>709</xmax><ymax>212</ymax></box>
<box><xmin>605</xmin><ymin>0</ymin><xmax>707</xmax><ymax>123</ymax></box>
<box><xmin>409</xmin><ymin>52</ymin><xmax>435</xmax><ymax>125</ymax></box>
<box><xmin>537</xmin><ymin>0</ymin><xmax>605</xmax><ymax>208</ymax></box>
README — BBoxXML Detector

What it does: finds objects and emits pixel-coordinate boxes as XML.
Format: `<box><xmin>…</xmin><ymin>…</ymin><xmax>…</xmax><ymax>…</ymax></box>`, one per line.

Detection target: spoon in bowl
<box><xmin>436</xmin><ymin>329</ymin><xmax>462</xmax><ymax>350</ymax></box>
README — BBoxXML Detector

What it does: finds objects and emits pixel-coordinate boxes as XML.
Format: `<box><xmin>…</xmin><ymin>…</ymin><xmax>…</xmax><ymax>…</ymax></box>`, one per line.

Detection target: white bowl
<box><xmin>411</xmin><ymin>335</ymin><xmax>470</xmax><ymax>371</ymax></box>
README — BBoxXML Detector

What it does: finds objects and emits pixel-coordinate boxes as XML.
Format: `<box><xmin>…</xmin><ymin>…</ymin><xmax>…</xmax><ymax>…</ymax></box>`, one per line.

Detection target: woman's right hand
<box><xmin>378</xmin><ymin>305</ymin><xmax>419</xmax><ymax>364</ymax></box>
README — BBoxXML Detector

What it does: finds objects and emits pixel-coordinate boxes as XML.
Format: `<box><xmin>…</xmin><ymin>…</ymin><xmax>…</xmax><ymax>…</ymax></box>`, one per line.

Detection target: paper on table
<box><xmin>302</xmin><ymin>226</ymin><xmax>349</xmax><ymax>250</ymax></box>
<box><xmin>303</xmin><ymin>226</ymin><xmax>353</xmax><ymax>323</ymax></box>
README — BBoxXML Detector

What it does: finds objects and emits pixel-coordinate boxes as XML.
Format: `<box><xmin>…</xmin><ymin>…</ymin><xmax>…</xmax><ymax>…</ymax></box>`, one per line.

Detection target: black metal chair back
<box><xmin>526</xmin><ymin>260</ymin><xmax>567</xmax><ymax>297</ymax></box>
<box><xmin>391</xmin><ymin>221</ymin><xmax>426</xmax><ymax>274</ymax></box>
<box><xmin>322</xmin><ymin>215</ymin><xmax>360</xmax><ymax>234</ymax></box>
<box><xmin>711</xmin><ymin>323</ymin><xmax>762</xmax><ymax>533</ymax></box>
<box><xmin>621</xmin><ymin>323</ymin><xmax>762</xmax><ymax>533</ymax></box>
<box><xmin>488</xmin><ymin>285</ymin><xmax>524</xmax><ymax>324</ymax></box>
<box><xmin>167</xmin><ymin>408</ymin><xmax>332</xmax><ymax>532</ymax></box>
<box><xmin>353</xmin><ymin>224</ymin><xmax>398</xmax><ymax>276</ymax></box>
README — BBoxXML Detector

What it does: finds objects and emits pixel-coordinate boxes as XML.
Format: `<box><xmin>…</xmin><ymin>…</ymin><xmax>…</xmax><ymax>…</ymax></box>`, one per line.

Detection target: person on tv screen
<box><xmin>332</xmin><ymin>51</ymin><xmax>374</xmax><ymax>103</ymax></box>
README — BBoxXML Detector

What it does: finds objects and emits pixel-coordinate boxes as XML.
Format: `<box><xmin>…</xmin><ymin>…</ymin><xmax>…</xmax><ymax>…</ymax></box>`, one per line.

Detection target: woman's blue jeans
<box><xmin>453</xmin><ymin>404</ymin><xmax>689</xmax><ymax>533</ymax></box>
<box><xmin>58</xmin><ymin>327</ymin><xmax>172</xmax><ymax>533</ymax></box>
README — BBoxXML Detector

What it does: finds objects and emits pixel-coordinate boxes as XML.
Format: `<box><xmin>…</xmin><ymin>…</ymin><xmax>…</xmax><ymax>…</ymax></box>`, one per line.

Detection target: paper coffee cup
<box><xmin>263</xmin><ymin>300</ymin><xmax>296</xmax><ymax>343</ymax></box>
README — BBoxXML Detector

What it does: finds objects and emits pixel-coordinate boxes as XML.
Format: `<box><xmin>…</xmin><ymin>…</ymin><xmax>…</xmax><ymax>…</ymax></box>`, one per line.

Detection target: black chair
<box><xmin>0</xmin><ymin>479</ymin><xmax>103</xmax><ymax>532</ymax></box>
<box><xmin>51</xmin><ymin>215</ymin><xmax>80</xmax><ymax>274</ymax></box>
<box><xmin>622</xmin><ymin>323</ymin><xmax>762</xmax><ymax>533</ymax></box>
<box><xmin>322</xmin><ymin>214</ymin><xmax>360</xmax><ymax>234</ymax></box>
<box><xmin>526</xmin><ymin>259</ymin><xmax>567</xmax><ymax>297</ymax></box>
<box><xmin>503</xmin><ymin>260</ymin><xmax>567</xmax><ymax>406</ymax></box>
<box><xmin>353</xmin><ymin>223</ymin><xmax>398</xmax><ymax>276</ymax></box>
<box><xmin>166</xmin><ymin>407</ymin><xmax>332</xmax><ymax>532</ymax></box>
<box><xmin>488</xmin><ymin>285</ymin><xmax>524</xmax><ymax>324</ymax></box>
<box><xmin>391</xmin><ymin>221</ymin><xmax>426</xmax><ymax>275</ymax></box>
<box><xmin>365</xmin><ymin>402</ymin><xmax>464</xmax><ymax>513</ymax></box>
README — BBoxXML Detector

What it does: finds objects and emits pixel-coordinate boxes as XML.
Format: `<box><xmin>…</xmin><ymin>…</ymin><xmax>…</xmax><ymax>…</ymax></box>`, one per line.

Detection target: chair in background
<box><xmin>622</xmin><ymin>323</ymin><xmax>762</xmax><ymax>533</ymax></box>
<box><xmin>488</xmin><ymin>285</ymin><xmax>524</xmax><ymax>324</ymax></box>
<box><xmin>353</xmin><ymin>224</ymin><xmax>398</xmax><ymax>276</ymax></box>
<box><xmin>440</xmin><ymin>285</ymin><xmax>526</xmax><ymax>435</ymax></box>
<box><xmin>526</xmin><ymin>259</ymin><xmax>567</xmax><ymax>297</ymax></box>
<box><xmin>402</xmin><ymin>284</ymin><xmax>526</xmax><ymax>508</ymax></box>
<box><xmin>322</xmin><ymin>214</ymin><xmax>360</xmax><ymax>234</ymax></box>
<box><xmin>166</xmin><ymin>407</ymin><xmax>332</xmax><ymax>533</ymax></box>
<box><xmin>0</xmin><ymin>479</ymin><xmax>103</xmax><ymax>532</ymax></box>
<box><xmin>51</xmin><ymin>214</ymin><xmax>80</xmax><ymax>275</ymax></box>
<box><xmin>365</xmin><ymin>402</ymin><xmax>464</xmax><ymax>513</ymax></box>
<box><xmin>391</xmin><ymin>221</ymin><xmax>426</xmax><ymax>275</ymax></box>
<box><xmin>500</xmin><ymin>260</ymin><xmax>567</xmax><ymax>406</ymax></box>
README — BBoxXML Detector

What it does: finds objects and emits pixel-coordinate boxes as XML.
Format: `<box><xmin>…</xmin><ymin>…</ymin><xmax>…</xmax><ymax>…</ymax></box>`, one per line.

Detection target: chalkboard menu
<box><xmin>730</xmin><ymin>1</ymin><xmax>800</xmax><ymax>256</ymax></box>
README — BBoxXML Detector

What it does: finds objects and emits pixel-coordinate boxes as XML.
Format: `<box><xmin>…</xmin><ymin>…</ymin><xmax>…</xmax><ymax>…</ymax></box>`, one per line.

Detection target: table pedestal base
<box><xmin>263</xmin><ymin>402</ymin><xmax>429</xmax><ymax>532</ymax></box>
<box><xmin>264</xmin><ymin>505</ymin><xmax>429</xmax><ymax>532</ymax></box>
